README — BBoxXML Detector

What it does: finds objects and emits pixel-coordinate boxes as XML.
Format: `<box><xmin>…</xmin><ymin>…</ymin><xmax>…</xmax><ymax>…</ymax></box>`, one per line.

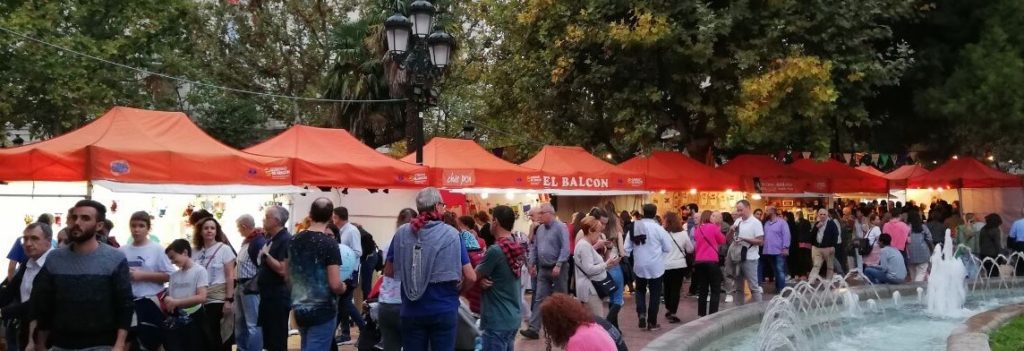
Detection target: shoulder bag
<box><xmin>574</xmin><ymin>249</ymin><xmax>616</xmax><ymax>299</ymax></box>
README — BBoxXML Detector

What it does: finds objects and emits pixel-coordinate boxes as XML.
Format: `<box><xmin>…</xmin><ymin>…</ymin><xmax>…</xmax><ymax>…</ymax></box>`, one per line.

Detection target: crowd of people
<box><xmin>1</xmin><ymin>191</ymin><xmax>1020</xmax><ymax>351</ymax></box>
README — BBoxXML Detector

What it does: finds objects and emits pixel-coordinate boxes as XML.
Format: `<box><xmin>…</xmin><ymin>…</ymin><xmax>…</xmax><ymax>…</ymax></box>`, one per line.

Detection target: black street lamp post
<box><xmin>384</xmin><ymin>0</ymin><xmax>454</xmax><ymax>165</ymax></box>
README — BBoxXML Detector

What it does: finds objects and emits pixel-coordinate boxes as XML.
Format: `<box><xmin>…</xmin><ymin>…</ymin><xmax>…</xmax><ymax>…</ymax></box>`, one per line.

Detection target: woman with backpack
<box><xmin>906</xmin><ymin>210</ymin><xmax>934</xmax><ymax>282</ymax></box>
<box><xmin>861</xmin><ymin>214</ymin><xmax>883</xmax><ymax>267</ymax></box>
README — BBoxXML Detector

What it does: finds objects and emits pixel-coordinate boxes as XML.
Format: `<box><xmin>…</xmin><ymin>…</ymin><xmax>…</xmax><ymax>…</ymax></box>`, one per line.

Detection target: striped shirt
<box><xmin>237</xmin><ymin>242</ymin><xmax>259</xmax><ymax>279</ymax></box>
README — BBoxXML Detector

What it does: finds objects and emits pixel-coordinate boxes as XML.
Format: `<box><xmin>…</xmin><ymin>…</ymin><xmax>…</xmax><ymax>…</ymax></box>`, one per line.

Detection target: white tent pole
<box><xmin>86</xmin><ymin>180</ymin><xmax>94</xmax><ymax>200</ymax></box>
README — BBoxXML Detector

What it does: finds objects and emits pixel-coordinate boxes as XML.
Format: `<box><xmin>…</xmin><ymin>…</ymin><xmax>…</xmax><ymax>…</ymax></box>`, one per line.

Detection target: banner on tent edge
<box><xmin>442</xmin><ymin>169</ymin><xmax>476</xmax><ymax>187</ymax></box>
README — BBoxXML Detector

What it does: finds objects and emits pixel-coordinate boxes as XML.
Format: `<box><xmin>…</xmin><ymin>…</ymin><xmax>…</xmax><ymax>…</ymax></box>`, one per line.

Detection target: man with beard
<box><xmin>30</xmin><ymin>200</ymin><xmax>133</xmax><ymax>351</ymax></box>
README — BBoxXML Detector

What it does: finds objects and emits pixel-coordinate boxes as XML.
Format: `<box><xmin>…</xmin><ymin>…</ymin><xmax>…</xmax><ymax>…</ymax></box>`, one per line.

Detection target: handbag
<box><xmin>575</xmin><ymin>253</ymin><xmax>617</xmax><ymax>299</ymax></box>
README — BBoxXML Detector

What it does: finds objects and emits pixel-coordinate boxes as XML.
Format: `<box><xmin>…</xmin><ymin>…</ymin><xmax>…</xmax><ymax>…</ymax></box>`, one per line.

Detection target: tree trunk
<box><xmin>686</xmin><ymin>136</ymin><xmax>716</xmax><ymax>165</ymax></box>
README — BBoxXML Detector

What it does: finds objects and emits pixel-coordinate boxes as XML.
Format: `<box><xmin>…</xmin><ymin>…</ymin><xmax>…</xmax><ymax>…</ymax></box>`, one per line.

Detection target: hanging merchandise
<box><xmin>24</xmin><ymin>214</ymin><xmax>32</xmax><ymax>225</ymax></box>
<box><xmin>184</xmin><ymin>204</ymin><xmax>195</xmax><ymax>218</ymax></box>
<box><xmin>54</xmin><ymin>213</ymin><xmax>62</xmax><ymax>226</ymax></box>
<box><xmin>110</xmin><ymin>200</ymin><xmax>118</xmax><ymax>213</ymax></box>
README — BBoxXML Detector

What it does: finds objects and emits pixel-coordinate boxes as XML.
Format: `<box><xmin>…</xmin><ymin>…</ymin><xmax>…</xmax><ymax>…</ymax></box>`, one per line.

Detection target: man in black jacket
<box><xmin>0</xmin><ymin>222</ymin><xmax>53</xmax><ymax>351</ymax></box>
<box><xmin>810</xmin><ymin>208</ymin><xmax>841</xmax><ymax>281</ymax></box>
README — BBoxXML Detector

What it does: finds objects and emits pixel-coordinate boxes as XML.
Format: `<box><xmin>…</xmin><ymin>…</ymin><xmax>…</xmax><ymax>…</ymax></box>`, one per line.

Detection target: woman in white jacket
<box><xmin>575</xmin><ymin>216</ymin><xmax>621</xmax><ymax>316</ymax></box>
<box><xmin>662</xmin><ymin>212</ymin><xmax>694</xmax><ymax>323</ymax></box>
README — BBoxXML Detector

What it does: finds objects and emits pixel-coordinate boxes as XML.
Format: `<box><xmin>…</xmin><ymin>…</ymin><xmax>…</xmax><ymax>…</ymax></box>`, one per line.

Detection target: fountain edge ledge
<box><xmin>947</xmin><ymin>303</ymin><xmax>1024</xmax><ymax>351</ymax></box>
<box><xmin>642</xmin><ymin>281</ymin><xmax>986</xmax><ymax>351</ymax></box>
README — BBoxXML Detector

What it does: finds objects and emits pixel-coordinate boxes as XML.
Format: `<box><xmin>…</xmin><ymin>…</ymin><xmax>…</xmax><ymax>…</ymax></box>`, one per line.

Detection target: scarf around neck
<box><xmin>411</xmin><ymin>210</ymin><xmax>441</xmax><ymax>234</ymax></box>
<box><xmin>497</xmin><ymin>236</ymin><xmax>526</xmax><ymax>278</ymax></box>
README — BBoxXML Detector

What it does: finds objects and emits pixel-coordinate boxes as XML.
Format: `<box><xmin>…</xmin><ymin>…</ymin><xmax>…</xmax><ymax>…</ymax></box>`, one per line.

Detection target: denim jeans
<box><xmin>607</xmin><ymin>265</ymin><xmax>625</xmax><ymax>306</ymax></box>
<box><xmin>336</xmin><ymin>280</ymin><xmax>366</xmax><ymax>337</ymax></box>
<box><xmin>758</xmin><ymin>254</ymin><xmax>787</xmax><ymax>293</ymax></box>
<box><xmin>378</xmin><ymin>303</ymin><xmax>403</xmax><ymax>351</ymax></box>
<box><xmin>234</xmin><ymin>289</ymin><xmax>262</xmax><ymax>351</ymax></box>
<box><xmin>481</xmin><ymin>328</ymin><xmax>517</xmax><ymax>351</ymax></box>
<box><xmin>864</xmin><ymin>266</ymin><xmax>902</xmax><ymax>284</ymax></box>
<box><xmin>401</xmin><ymin>312</ymin><xmax>458</xmax><ymax>351</ymax></box>
<box><xmin>258</xmin><ymin>288</ymin><xmax>291</xmax><ymax>351</ymax></box>
<box><xmin>635</xmin><ymin>276</ymin><xmax>663</xmax><ymax>325</ymax></box>
<box><xmin>299</xmin><ymin>318</ymin><xmax>337</xmax><ymax>351</ymax></box>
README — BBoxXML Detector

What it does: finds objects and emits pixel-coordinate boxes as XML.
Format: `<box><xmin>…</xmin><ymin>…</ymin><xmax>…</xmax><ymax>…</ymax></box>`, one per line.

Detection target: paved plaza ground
<box><xmin>289</xmin><ymin>286</ymin><xmax>761</xmax><ymax>350</ymax></box>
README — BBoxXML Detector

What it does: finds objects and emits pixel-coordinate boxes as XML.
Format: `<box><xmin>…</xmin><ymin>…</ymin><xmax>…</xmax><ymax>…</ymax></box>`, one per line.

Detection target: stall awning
<box><xmin>856</xmin><ymin>165</ymin><xmax>886</xmax><ymax>178</ymax></box>
<box><xmin>0</xmin><ymin>106</ymin><xmax>292</xmax><ymax>187</ymax></box>
<box><xmin>520</xmin><ymin>146</ymin><xmax>645</xmax><ymax>191</ymax></box>
<box><xmin>790</xmin><ymin>159</ymin><xmax>889</xmax><ymax>194</ymax></box>
<box><xmin>718</xmin><ymin>155</ymin><xmax>814</xmax><ymax>194</ymax></box>
<box><xmin>401</xmin><ymin>138</ymin><xmax>541</xmax><ymax>189</ymax></box>
<box><xmin>907</xmin><ymin>158</ymin><xmax>1021</xmax><ymax>189</ymax></box>
<box><xmin>885</xmin><ymin>164</ymin><xmax>930</xmax><ymax>189</ymax></box>
<box><xmin>619</xmin><ymin>151</ymin><xmax>739</xmax><ymax>192</ymax></box>
<box><xmin>245</xmin><ymin>125</ymin><xmax>428</xmax><ymax>189</ymax></box>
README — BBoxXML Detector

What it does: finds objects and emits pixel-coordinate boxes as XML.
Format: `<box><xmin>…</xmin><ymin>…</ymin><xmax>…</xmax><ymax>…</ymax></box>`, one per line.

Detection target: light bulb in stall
<box><xmin>689</xmin><ymin>188</ymin><xmax>698</xmax><ymax>195</ymax></box>
<box><xmin>752</xmin><ymin>194</ymin><xmax>763</xmax><ymax>200</ymax></box>
<box><xmin>506</xmin><ymin>190</ymin><xmax>515</xmax><ymax>200</ymax></box>
<box><xmin>481</xmin><ymin>192</ymin><xmax>490</xmax><ymax>199</ymax></box>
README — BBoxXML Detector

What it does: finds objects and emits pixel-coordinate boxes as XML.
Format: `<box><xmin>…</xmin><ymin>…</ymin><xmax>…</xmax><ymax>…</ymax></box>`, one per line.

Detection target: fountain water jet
<box><xmin>926</xmin><ymin>229</ymin><xmax>967</xmax><ymax>316</ymax></box>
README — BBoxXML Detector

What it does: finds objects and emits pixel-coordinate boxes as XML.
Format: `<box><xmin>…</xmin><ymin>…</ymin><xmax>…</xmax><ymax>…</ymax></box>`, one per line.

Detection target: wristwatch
<box><xmin>225</xmin><ymin>297</ymin><xmax>234</xmax><ymax>303</ymax></box>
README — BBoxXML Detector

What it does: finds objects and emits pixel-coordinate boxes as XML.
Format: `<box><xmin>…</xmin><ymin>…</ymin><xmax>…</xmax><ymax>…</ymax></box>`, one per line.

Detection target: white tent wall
<box><xmin>289</xmin><ymin>189</ymin><xmax>418</xmax><ymax>251</ymax></box>
<box><xmin>906</xmin><ymin>188</ymin><xmax>1024</xmax><ymax>231</ymax></box>
<box><xmin>464</xmin><ymin>193</ymin><xmax>544</xmax><ymax>234</ymax></box>
<box><xmin>0</xmin><ymin>181</ymin><xmax>277</xmax><ymax>281</ymax></box>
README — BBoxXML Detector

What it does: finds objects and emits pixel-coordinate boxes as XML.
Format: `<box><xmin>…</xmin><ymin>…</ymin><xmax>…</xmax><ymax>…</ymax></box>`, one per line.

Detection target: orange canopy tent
<box><xmin>619</xmin><ymin>151</ymin><xmax>740</xmax><ymax>192</ymax></box>
<box><xmin>790</xmin><ymin>158</ymin><xmax>889</xmax><ymax>194</ymax></box>
<box><xmin>245</xmin><ymin>125</ymin><xmax>428</xmax><ymax>189</ymax></box>
<box><xmin>885</xmin><ymin>164</ymin><xmax>930</xmax><ymax>189</ymax></box>
<box><xmin>520</xmin><ymin>146</ymin><xmax>645</xmax><ymax>192</ymax></box>
<box><xmin>401</xmin><ymin>137</ymin><xmax>541</xmax><ymax>189</ymax></box>
<box><xmin>907</xmin><ymin>158</ymin><xmax>1021</xmax><ymax>189</ymax></box>
<box><xmin>0</xmin><ymin>107</ymin><xmax>293</xmax><ymax>191</ymax></box>
<box><xmin>856</xmin><ymin>165</ymin><xmax>887</xmax><ymax>178</ymax></box>
<box><xmin>718</xmin><ymin>155</ymin><xmax>815</xmax><ymax>194</ymax></box>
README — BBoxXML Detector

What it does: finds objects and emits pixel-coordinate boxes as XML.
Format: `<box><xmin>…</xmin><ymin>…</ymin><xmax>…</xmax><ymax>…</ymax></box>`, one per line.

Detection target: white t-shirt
<box><xmin>195</xmin><ymin>242</ymin><xmax>236</xmax><ymax>285</ymax></box>
<box><xmin>169</xmin><ymin>264</ymin><xmax>209</xmax><ymax>300</ymax></box>
<box><xmin>735</xmin><ymin>216</ymin><xmax>764</xmax><ymax>261</ymax></box>
<box><xmin>121</xmin><ymin>241</ymin><xmax>175</xmax><ymax>298</ymax></box>
<box><xmin>866</xmin><ymin>226</ymin><xmax>881</xmax><ymax>246</ymax></box>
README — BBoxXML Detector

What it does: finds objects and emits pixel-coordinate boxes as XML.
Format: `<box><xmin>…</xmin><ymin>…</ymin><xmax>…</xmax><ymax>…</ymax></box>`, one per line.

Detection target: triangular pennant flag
<box><xmin>802</xmin><ymin>151</ymin><xmax>811</xmax><ymax>159</ymax></box>
<box><xmin>871</xmin><ymin>153</ymin><xmax>881</xmax><ymax>163</ymax></box>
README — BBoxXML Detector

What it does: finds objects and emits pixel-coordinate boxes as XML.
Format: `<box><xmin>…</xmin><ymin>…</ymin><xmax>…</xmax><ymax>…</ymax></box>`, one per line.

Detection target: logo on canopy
<box><xmin>404</xmin><ymin>172</ymin><xmax>429</xmax><ymax>185</ymax></box>
<box><xmin>110</xmin><ymin>160</ymin><xmax>130</xmax><ymax>176</ymax></box>
<box><xmin>263</xmin><ymin>167</ymin><xmax>291</xmax><ymax>180</ymax></box>
<box><xmin>442</xmin><ymin>169</ymin><xmax>475</xmax><ymax>187</ymax></box>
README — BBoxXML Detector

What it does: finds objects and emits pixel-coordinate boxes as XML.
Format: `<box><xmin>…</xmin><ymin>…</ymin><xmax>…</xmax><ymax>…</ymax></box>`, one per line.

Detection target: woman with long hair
<box><xmin>979</xmin><ymin>213</ymin><xmax>1004</xmax><ymax>277</ymax></box>
<box><xmin>589</xmin><ymin>206</ymin><xmax>625</xmax><ymax>328</ymax></box>
<box><xmin>692</xmin><ymin>211</ymin><xmax>726</xmax><ymax>316</ymax></box>
<box><xmin>906</xmin><ymin>210</ymin><xmax>933</xmax><ymax>281</ymax></box>
<box><xmin>458</xmin><ymin>215</ymin><xmax>486</xmax><ymax>313</ymax></box>
<box><xmin>862</xmin><ymin>214</ymin><xmax>883</xmax><ymax>267</ymax></box>
<box><xmin>540</xmin><ymin>294</ymin><xmax>617</xmax><ymax>351</ymax></box>
<box><xmin>474</xmin><ymin>210</ymin><xmax>495</xmax><ymax>247</ymax></box>
<box><xmin>192</xmin><ymin>217</ymin><xmax>237</xmax><ymax>351</ymax></box>
<box><xmin>661</xmin><ymin>212</ymin><xmax>692</xmax><ymax>324</ymax></box>
<box><xmin>574</xmin><ymin>216</ymin><xmax>620</xmax><ymax>316</ymax></box>
<box><xmin>377</xmin><ymin>208</ymin><xmax>416</xmax><ymax>351</ymax></box>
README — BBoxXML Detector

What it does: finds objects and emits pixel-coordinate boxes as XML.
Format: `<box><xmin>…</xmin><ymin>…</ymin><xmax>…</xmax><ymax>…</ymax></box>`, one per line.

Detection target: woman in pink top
<box><xmin>541</xmin><ymin>293</ymin><xmax>618</xmax><ymax>351</ymax></box>
<box><xmin>692</xmin><ymin>210</ymin><xmax>727</xmax><ymax>317</ymax></box>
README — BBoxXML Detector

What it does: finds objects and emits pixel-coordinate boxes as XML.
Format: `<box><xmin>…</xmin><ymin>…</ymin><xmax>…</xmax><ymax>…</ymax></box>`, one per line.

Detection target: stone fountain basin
<box><xmin>644</xmin><ymin>278</ymin><xmax>1024</xmax><ymax>351</ymax></box>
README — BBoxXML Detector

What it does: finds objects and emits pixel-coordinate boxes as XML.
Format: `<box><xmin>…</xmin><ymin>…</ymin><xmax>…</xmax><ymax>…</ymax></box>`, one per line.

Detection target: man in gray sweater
<box><xmin>863</xmin><ymin>233</ymin><xmax>907</xmax><ymax>284</ymax></box>
<box><xmin>520</xmin><ymin>203</ymin><xmax>569</xmax><ymax>339</ymax></box>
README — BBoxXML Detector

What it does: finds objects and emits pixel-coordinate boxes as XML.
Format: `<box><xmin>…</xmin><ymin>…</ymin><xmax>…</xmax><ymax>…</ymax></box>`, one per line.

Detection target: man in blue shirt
<box><xmin>385</xmin><ymin>187</ymin><xmax>476</xmax><ymax>351</ymax></box>
<box><xmin>1008</xmin><ymin>208</ymin><xmax>1024</xmax><ymax>275</ymax></box>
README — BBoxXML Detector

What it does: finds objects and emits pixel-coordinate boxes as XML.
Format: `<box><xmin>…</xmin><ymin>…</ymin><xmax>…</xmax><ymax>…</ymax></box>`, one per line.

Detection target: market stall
<box><xmin>401</xmin><ymin>137</ymin><xmax>541</xmax><ymax>191</ymax></box>
<box><xmin>520</xmin><ymin>145</ymin><xmax>647</xmax><ymax>217</ymax></box>
<box><xmin>718</xmin><ymin>155</ymin><xmax>826</xmax><ymax>215</ymax></box>
<box><xmin>907</xmin><ymin>158</ymin><xmax>1024</xmax><ymax>227</ymax></box>
<box><xmin>790</xmin><ymin>158</ymin><xmax>889</xmax><ymax>196</ymax></box>
<box><xmin>620</xmin><ymin>151</ymin><xmax>743</xmax><ymax>213</ymax></box>
<box><xmin>245</xmin><ymin>125</ymin><xmax>429</xmax><ymax>189</ymax></box>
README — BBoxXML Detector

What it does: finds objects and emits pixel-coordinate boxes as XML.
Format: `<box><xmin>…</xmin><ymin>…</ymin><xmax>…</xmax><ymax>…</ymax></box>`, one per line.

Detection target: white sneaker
<box><xmin>725</xmin><ymin>295</ymin><xmax>734</xmax><ymax>303</ymax></box>
<box><xmin>288</xmin><ymin>329</ymin><xmax>299</xmax><ymax>336</ymax></box>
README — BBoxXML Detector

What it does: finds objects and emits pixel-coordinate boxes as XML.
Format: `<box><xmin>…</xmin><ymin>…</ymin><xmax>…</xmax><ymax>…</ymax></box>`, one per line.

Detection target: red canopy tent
<box><xmin>520</xmin><ymin>146</ymin><xmax>645</xmax><ymax>192</ymax></box>
<box><xmin>856</xmin><ymin>165</ymin><xmax>886</xmax><ymax>178</ymax></box>
<box><xmin>907</xmin><ymin>158</ymin><xmax>1021</xmax><ymax>189</ymax></box>
<box><xmin>790</xmin><ymin>159</ymin><xmax>889</xmax><ymax>194</ymax></box>
<box><xmin>0</xmin><ymin>107</ymin><xmax>293</xmax><ymax>190</ymax></box>
<box><xmin>718</xmin><ymin>155</ymin><xmax>815</xmax><ymax>194</ymax></box>
<box><xmin>245</xmin><ymin>125</ymin><xmax>428</xmax><ymax>189</ymax></box>
<box><xmin>885</xmin><ymin>164</ymin><xmax>930</xmax><ymax>189</ymax></box>
<box><xmin>619</xmin><ymin>151</ymin><xmax>740</xmax><ymax>191</ymax></box>
<box><xmin>401</xmin><ymin>137</ymin><xmax>541</xmax><ymax>189</ymax></box>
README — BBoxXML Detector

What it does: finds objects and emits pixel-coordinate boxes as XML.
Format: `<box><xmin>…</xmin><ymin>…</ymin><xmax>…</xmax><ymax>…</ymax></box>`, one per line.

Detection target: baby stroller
<box><xmin>355</xmin><ymin>286</ymin><xmax>481</xmax><ymax>351</ymax></box>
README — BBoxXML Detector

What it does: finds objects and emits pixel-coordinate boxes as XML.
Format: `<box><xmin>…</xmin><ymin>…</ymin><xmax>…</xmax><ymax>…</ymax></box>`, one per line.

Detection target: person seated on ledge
<box><xmin>863</xmin><ymin>234</ymin><xmax>907</xmax><ymax>284</ymax></box>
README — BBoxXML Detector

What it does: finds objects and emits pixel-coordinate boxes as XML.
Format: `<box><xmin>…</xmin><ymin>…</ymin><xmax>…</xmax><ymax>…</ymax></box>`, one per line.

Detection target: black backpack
<box><xmin>594</xmin><ymin>317</ymin><xmax>629</xmax><ymax>351</ymax></box>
